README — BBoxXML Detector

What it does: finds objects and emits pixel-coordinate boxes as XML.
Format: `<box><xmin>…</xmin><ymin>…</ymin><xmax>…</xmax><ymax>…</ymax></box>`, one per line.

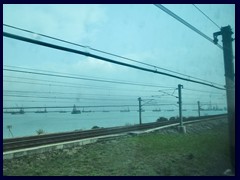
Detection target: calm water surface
<box><xmin>3</xmin><ymin>110</ymin><xmax>225</xmax><ymax>138</ymax></box>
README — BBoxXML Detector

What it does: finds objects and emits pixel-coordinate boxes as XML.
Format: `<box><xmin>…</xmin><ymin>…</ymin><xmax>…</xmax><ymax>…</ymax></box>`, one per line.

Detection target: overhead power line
<box><xmin>158</xmin><ymin>89</ymin><xmax>178</xmax><ymax>98</ymax></box>
<box><xmin>3</xmin><ymin>79</ymin><xmax>161</xmax><ymax>93</ymax></box>
<box><xmin>5</xmin><ymin>65</ymin><xmax>163</xmax><ymax>86</ymax></box>
<box><xmin>4</xmin><ymin>99</ymin><xmax>80</xmax><ymax>103</ymax></box>
<box><xmin>3</xmin><ymin>94</ymin><xmax>138</xmax><ymax>101</ymax></box>
<box><xmin>3</xmin><ymin>65</ymin><xmax>175</xmax><ymax>89</ymax></box>
<box><xmin>4</xmin><ymin>64</ymin><xmax>224</xmax><ymax>89</ymax></box>
<box><xmin>3</xmin><ymin>75</ymin><xmax>116</xmax><ymax>90</ymax></box>
<box><xmin>3</xmin><ymin>23</ymin><xmax>222</xmax><ymax>85</ymax></box>
<box><xmin>3</xmin><ymin>70</ymin><xmax>172</xmax><ymax>89</ymax></box>
<box><xmin>3</xmin><ymin>32</ymin><xmax>225</xmax><ymax>90</ymax></box>
<box><xmin>154</xmin><ymin>4</ymin><xmax>223</xmax><ymax>49</ymax></box>
<box><xmin>3</xmin><ymin>90</ymin><xmax>145</xmax><ymax>98</ymax></box>
<box><xmin>184</xmin><ymin>88</ymin><xmax>225</xmax><ymax>94</ymax></box>
<box><xmin>4</xmin><ymin>90</ymin><xmax>162</xmax><ymax>100</ymax></box>
<box><xmin>192</xmin><ymin>4</ymin><xmax>221</xmax><ymax>29</ymax></box>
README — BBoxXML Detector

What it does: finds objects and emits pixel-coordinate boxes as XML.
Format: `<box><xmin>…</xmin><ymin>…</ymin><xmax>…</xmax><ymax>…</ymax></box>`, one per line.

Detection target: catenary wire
<box><xmin>154</xmin><ymin>4</ymin><xmax>223</xmax><ymax>49</ymax></box>
<box><xmin>3</xmin><ymin>32</ymin><xmax>226</xmax><ymax>90</ymax></box>
<box><xmin>3</xmin><ymin>79</ymin><xmax>165</xmax><ymax>93</ymax></box>
<box><xmin>3</xmin><ymin>23</ymin><xmax>224</xmax><ymax>85</ymax></box>
<box><xmin>3</xmin><ymin>65</ymin><xmax>175</xmax><ymax>89</ymax></box>
<box><xmin>192</xmin><ymin>4</ymin><xmax>221</xmax><ymax>29</ymax></box>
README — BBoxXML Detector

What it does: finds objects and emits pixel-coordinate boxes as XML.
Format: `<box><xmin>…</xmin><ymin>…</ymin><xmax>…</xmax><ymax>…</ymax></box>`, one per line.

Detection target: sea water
<box><xmin>3</xmin><ymin>110</ymin><xmax>225</xmax><ymax>138</ymax></box>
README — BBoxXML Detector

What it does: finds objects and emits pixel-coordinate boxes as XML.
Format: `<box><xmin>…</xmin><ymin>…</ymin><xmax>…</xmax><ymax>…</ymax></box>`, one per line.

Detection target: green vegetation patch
<box><xmin>3</xmin><ymin>122</ymin><xmax>232</xmax><ymax>176</ymax></box>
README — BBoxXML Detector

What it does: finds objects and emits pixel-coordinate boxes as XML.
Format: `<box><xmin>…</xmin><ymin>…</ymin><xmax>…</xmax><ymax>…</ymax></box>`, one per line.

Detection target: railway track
<box><xmin>3</xmin><ymin>114</ymin><xmax>227</xmax><ymax>152</ymax></box>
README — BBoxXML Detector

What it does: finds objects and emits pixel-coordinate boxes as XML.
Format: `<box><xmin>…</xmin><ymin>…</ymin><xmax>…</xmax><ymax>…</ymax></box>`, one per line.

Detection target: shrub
<box><xmin>169</xmin><ymin>117</ymin><xmax>176</xmax><ymax>121</ymax></box>
<box><xmin>36</xmin><ymin>129</ymin><xmax>45</xmax><ymax>135</ymax></box>
<box><xmin>156</xmin><ymin>117</ymin><xmax>168</xmax><ymax>122</ymax></box>
<box><xmin>92</xmin><ymin>126</ymin><xmax>100</xmax><ymax>129</ymax></box>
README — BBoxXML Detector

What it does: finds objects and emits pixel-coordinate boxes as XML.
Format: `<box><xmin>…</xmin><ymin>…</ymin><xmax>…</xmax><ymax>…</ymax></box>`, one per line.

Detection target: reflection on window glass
<box><xmin>3</xmin><ymin>4</ymin><xmax>235</xmax><ymax>176</ymax></box>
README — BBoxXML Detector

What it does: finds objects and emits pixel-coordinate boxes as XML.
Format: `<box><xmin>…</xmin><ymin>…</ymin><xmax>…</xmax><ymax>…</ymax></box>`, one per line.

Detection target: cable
<box><xmin>3</xmin><ymin>79</ymin><xmax>160</xmax><ymax>93</ymax></box>
<box><xmin>184</xmin><ymin>88</ymin><xmax>225</xmax><ymax>94</ymax></box>
<box><xmin>4</xmin><ymin>75</ymin><xmax>225</xmax><ymax>95</ymax></box>
<box><xmin>3</xmin><ymin>94</ymin><xmax>137</xmax><ymax>101</ymax></box>
<box><xmin>3</xmin><ymin>32</ymin><xmax>225</xmax><ymax>90</ymax></box>
<box><xmin>3</xmin><ymin>23</ymin><xmax>224</xmax><ymax>85</ymax></box>
<box><xmin>192</xmin><ymin>4</ymin><xmax>221</xmax><ymax>29</ymax></box>
<box><xmin>3</xmin><ymin>65</ymin><xmax>175</xmax><ymax>89</ymax></box>
<box><xmin>158</xmin><ymin>89</ymin><xmax>178</xmax><ymax>98</ymax></box>
<box><xmin>3</xmin><ymin>79</ymin><xmax>108</xmax><ymax>90</ymax></box>
<box><xmin>4</xmin><ymin>90</ymin><xmax>152</xmax><ymax>100</ymax></box>
<box><xmin>4</xmin><ymin>88</ymin><xmax>224</xmax><ymax>104</ymax></box>
<box><xmin>5</xmin><ymin>65</ymin><xmax>169</xmax><ymax>87</ymax></box>
<box><xmin>3</xmin><ymin>90</ymin><xmax>143</xmax><ymax>98</ymax></box>
<box><xmin>171</xmin><ymin>89</ymin><xmax>176</xmax><ymax>96</ymax></box>
<box><xmin>3</xmin><ymin>75</ymin><xmax>178</xmax><ymax>93</ymax></box>
<box><xmin>3</xmin><ymin>67</ymin><xmax>224</xmax><ymax>91</ymax></box>
<box><xmin>3</xmin><ymin>70</ymin><xmax>171</xmax><ymax>88</ymax></box>
<box><xmin>154</xmin><ymin>4</ymin><xmax>223</xmax><ymax>49</ymax></box>
<box><xmin>3</xmin><ymin>76</ymin><xmax>117</xmax><ymax>90</ymax></box>
<box><xmin>3</xmin><ymin>24</ymin><xmax>86</xmax><ymax>48</ymax></box>
<box><xmin>4</xmin><ymin>99</ymin><xmax>81</xmax><ymax>103</ymax></box>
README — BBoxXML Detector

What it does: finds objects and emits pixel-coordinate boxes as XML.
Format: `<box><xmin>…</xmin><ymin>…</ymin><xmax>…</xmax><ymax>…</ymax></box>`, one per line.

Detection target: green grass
<box><xmin>3</xmin><ymin>123</ymin><xmax>232</xmax><ymax>176</ymax></box>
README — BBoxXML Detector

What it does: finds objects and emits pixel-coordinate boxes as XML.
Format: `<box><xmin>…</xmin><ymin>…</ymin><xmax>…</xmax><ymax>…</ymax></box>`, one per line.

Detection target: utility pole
<box><xmin>213</xmin><ymin>25</ymin><xmax>235</xmax><ymax>173</ymax></box>
<box><xmin>138</xmin><ymin>97</ymin><xmax>142</xmax><ymax>125</ymax></box>
<box><xmin>178</xmin><ymin>84</ymin><xmax>183</xmax><ymax>126</ymax></box>
<box><xmin>177</xmin><ymin>84</ymin><xmax>185</xmax><ymax>133</ymax></box>
<box><xmin>197</xmin><ymin>101</ymin><xmax>201</xmax><ymax>117</ymax></box>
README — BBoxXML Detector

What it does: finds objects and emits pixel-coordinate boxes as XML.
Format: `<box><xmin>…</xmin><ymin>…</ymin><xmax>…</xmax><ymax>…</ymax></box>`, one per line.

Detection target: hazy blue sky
<box><xmin>3</xmin><ymin>4</ymin><xmax>235</xmax><ymax>110</ymax></box>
